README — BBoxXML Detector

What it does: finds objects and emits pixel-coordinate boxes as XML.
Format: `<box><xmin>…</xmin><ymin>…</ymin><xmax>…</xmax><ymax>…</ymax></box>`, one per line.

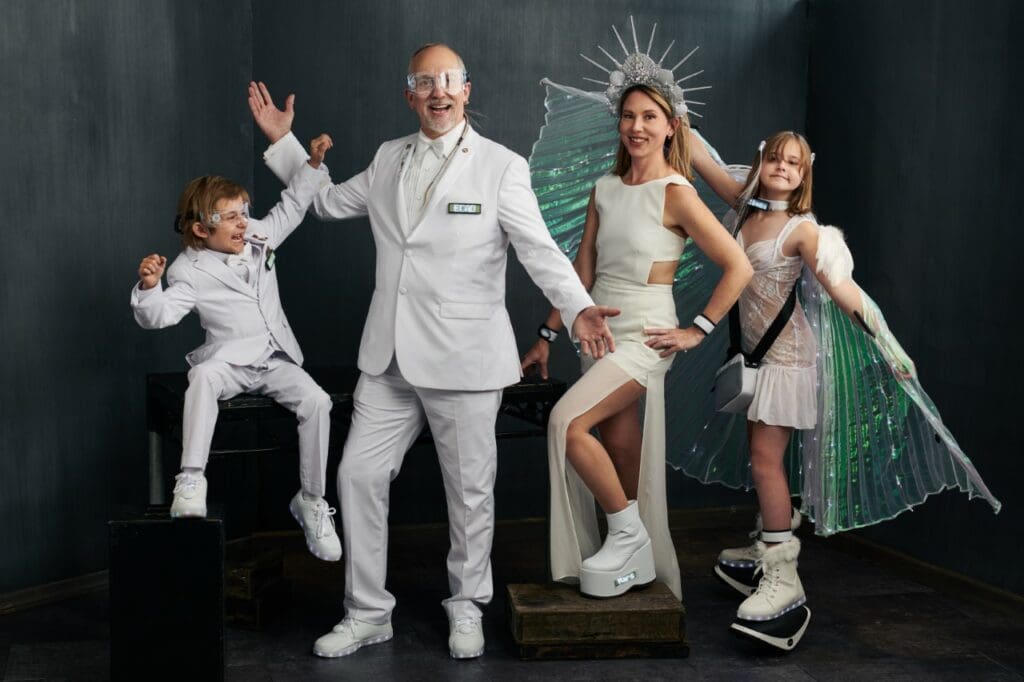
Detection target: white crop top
<box><xmin>593</xmin><ymin>174</ymin><xmax>689</xmax><ymax>285</ymax></box>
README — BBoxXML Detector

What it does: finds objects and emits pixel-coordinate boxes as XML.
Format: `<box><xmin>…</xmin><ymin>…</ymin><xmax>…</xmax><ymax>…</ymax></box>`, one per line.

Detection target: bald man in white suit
<box><xmin>249</xmin><ymin>43</ymin><xmax>617</xmax><ymax>660</ymax></box>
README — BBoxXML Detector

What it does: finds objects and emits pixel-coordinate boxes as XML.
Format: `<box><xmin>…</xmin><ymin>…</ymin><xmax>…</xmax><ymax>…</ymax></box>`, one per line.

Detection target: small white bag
<box><xmin>713</xmin><ymin>353</ymin><xmax>757</xmax><ymax>413</ymax></box>
<box><xmin>713</xmin><ymin>279</ymin><xmax>799</xmax><ymax>415</ymax></box>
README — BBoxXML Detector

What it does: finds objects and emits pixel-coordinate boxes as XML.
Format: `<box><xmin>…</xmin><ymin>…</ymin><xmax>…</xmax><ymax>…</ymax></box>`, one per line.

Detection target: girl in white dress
<box><xmin>521</xmin><ymin>85</ymin><xmax>752</xmax><ymax>598</ymax></box>
<box><xmin>690</xmin><ymin>130</ymin><xmax>892</xmax><ymax>626</ymax></box>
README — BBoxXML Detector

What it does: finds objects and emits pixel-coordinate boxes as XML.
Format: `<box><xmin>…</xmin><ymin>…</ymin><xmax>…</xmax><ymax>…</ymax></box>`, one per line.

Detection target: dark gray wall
<box><xmin>808</xmin><ymin>0</ymin><xmax>1023</xmax><ymax>593</ymax></box>
<box><xmin>4</xmin><ymin>0</ymin><xmax>1018</xmax><ymax>597</ymax></box>
<box><xmin>0</xmin><ymin>0</ymin><xmax>253</xmax><ymax>592</ymax></box>
<box><xmin>250</xmin><ymin>0</ymin><xmax>809</xmax><ymax>521</ymax></box>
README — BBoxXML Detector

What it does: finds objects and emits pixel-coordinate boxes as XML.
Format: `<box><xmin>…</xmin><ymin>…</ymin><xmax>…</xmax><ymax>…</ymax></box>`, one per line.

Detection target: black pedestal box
<box><xmin>109</xmin><ymin>510</ymin><xmax>224</xmax><ymax>681</ymax></box>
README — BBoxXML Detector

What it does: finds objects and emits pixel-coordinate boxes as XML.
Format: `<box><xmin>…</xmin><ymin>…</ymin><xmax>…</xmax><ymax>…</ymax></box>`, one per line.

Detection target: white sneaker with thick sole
<box><xmin>579</xmin><ymin>500</ymin><xmax>656</xmax><ymax>598</ymax></box>
<box><xmin>313</xmin><ymin>618</ymin><xmax>393</xmax><ymax>658</ymax></box>
<box><xmin>288</xmin><ymin>491</ymin><xmax>342</xmax><ymax>562</ymax></box>
<box><xmin>448</xmin><ymin>616</ymin><xmax>484</xmax><ymax>659</ymax></box>
<box><xmin>169</xmin><ymin>471</ymin><xmax>207</xmax><ymax>518</ymax></box>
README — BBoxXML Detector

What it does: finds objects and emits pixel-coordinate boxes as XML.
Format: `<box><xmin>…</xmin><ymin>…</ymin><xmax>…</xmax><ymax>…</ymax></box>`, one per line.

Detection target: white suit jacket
<box><xmin>131</xmin><ymin>163</ymin><xmax>327</xmax><ymax>368</ymax></box>
<box><xmin>264</xmin><ymin>126</ymin><xmax>593</xmax><ymax>391</ymax></box>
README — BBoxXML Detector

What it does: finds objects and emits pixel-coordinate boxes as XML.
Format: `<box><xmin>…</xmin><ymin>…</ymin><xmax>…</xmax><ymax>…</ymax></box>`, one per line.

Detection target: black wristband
<box><xmin>538</xmin><ymin>324</ymin><xmax>559</xmax><ymax>343</ymax></box>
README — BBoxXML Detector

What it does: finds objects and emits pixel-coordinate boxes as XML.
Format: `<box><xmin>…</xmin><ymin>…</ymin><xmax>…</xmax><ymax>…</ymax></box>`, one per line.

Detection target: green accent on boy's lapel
<box><xmin>265</xmin><ymin>248</ymin><xmax>276</xmax><ymax>271</ymax></box>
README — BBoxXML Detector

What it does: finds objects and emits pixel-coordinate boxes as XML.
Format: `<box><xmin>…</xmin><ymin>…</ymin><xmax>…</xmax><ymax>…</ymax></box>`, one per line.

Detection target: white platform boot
<box><xmin>730</xmin><ymin>537</ymin><xmax>811</xmax><ymax>650</ymax></box>
<box><xmin>715</xmin><ymin>507</ymin><xmax>801</xmax><ymax>596</ymax></box>
<box><xmin>579</xmin><ymin>500</ymin><xmax>655</xmax><ymax>598</ymax></box>
<box><xmin>737</xmin><ymin>537</ymin><xmax>805</xmax><ymax>620</ymax></box>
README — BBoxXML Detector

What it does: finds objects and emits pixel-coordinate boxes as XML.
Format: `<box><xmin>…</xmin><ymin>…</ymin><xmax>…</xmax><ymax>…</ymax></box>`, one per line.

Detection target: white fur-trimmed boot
<box><xmin>579</xmin><ymin>500</ymin><xmax>655</xmax><ymax>597</ymax></box>
<box><xmin>736</xmin><ymin>537</ymin><xmax>805</xmax><ymax>621</ymax></box>
<box><xmin>715</xmin><ymin>507</ymin><xmax>801</xmax><ymax>596</ymax></box>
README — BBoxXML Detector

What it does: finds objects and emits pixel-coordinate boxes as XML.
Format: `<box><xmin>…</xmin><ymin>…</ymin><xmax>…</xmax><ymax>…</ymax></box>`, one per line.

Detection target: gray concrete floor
<box><xmin>2</xmin><ymin>513</ymin><xmax>1023</xmax><ymax>680</ymax></box>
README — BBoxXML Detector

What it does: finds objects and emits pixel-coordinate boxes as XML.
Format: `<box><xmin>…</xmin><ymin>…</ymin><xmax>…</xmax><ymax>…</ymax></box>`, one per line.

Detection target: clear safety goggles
<box><xmin>202</xmin><ymin>202</ymin><xmax>250</xmax><ymax>226</ymax></box>
<box><xmin>405</xmin><ymin>69</ymin><xmax>468</xmax><ymax>97</ymax></box>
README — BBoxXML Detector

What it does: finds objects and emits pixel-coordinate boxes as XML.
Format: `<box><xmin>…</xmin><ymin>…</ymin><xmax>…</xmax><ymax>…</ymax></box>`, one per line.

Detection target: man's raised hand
<box><xmin>248</xmin><ymin>81</ymin><xmax>294</xmax><ymax>144</ymax></box>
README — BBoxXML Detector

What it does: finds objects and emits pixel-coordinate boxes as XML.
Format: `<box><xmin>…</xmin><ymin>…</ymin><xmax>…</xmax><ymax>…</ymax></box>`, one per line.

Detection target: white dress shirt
<box><xmin>402</xmin><ymin>119</ymin><xmax>467</xmax><ymax>231</ymax></box>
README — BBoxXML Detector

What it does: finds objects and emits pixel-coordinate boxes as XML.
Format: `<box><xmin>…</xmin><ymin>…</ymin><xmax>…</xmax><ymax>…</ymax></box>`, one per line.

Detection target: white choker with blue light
<box><xmin>747</xmin><ymin>197</ymin><xmax>789</xmax><ymax>212</ymax></box>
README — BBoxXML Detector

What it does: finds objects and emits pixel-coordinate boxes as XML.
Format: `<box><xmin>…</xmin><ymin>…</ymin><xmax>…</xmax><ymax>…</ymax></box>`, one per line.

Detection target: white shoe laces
<box><xmin>335</xmin><ymin>617</ymin><xmax>357</xmax><ymax>636</ymax></box>
<box><xmin>173</xmin><ymin>472</ymin><xmax>200</xmax><ymax>496</ymax></box>
<box><xmin>314</xmin><ymin>501</ymin><xmax>337</xmax><ymax>539</ymax></box>
<box><xmin>453</xmin><ymin>617</ymin><xmax>480</xmax><ymax>635</ymax></box>
<box><xmin>752</xmin><ymin>559</ymin><xmax>781</xmax><ymax>601</ymax></box>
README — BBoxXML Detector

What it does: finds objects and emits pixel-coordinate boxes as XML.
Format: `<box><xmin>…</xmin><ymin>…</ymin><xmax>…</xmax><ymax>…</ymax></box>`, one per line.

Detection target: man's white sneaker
<box><xmin>448</xmin><ymin>616</ymin><xmax>484</xmax><ymax>659</ymax></box>
<box><xmin>288</xmin><ymin>491</ymin><xmax>342</xmax><ymax>561</ymax></box>
<box><xmin>313</xmin><ymin>618</ymin><xmax>393</xmax><ymax>658</ymax></box>
<box><xmin>169</xmin><ymin>471</ymin><xmax>207</xmax><ymax>518</ymax></box>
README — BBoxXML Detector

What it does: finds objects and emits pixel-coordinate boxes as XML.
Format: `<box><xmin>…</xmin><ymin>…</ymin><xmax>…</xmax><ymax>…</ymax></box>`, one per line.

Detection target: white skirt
<box><xmin>547</xmin><ymin>275</ymin><xmax>682</xmax><ymax>600</ymax></box>
<box><xmin>747</xmin><ymin>363</ymin><xmax>817</xmax><ymax>430</ymax></box>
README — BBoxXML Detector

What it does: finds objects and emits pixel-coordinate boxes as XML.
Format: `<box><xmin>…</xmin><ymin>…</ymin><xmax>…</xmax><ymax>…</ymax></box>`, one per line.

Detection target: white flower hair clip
<box><xmin>580</xmin><ymin>16</ymin><xmax>710</xmax><ymax>119</ymax></box>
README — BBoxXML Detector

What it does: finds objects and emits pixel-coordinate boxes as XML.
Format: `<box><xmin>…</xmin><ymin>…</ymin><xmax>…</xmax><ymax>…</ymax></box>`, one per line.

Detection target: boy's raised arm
<box><xmin>131</xmin><ymin>255</ymin><xmax>197</xmax><ymax>329</ymax></box>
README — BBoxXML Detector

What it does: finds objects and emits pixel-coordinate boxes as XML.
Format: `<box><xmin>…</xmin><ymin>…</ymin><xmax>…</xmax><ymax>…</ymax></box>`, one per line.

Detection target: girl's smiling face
<box><xmin>758</xmin><ymin>138</ymin><xmax>806</xmax><ymax>198</ymax></box>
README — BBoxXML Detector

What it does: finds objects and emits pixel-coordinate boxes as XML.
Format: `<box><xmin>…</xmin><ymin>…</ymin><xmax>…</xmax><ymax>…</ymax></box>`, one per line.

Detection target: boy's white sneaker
<box><xmin>313</xmin><ymin>618</ymin><xmax>393</xmax><ymax>658</ymax></box>
<box><xmin>289</xmin><ymin>491</ymin><xmax>342</xmax><ymax>561</ymax></box>
<box><xmin>448</xmin><ymin>616</ymin><xmax>484</xmax><ymax>659</ymax></box>
<box><xmin>169</xmin><ymin>471</ymin><xmax>207</xmax><ymax>518</ymax></box>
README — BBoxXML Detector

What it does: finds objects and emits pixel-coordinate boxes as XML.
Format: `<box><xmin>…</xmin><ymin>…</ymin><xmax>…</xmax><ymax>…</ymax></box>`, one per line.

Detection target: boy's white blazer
<box><xmin>264</xmin><ymin>127</ymin><xmax>593</xmax><ymax>391</ymax></box>
<box><xmin>131</xmin><ymin>163</ymin><xmax>327</xmax><ymax>368</ymax></box>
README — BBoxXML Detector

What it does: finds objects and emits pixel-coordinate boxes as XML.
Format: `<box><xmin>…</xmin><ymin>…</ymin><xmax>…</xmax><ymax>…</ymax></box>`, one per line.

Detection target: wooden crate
<box><xmin>225</xmin><ymin>539</ymin><xmax>283</xmax><ymax>600</ymax></box>
<box><xmin>225</xmin><ymin>578</ymin><xmax>289</xmax><ymax>630</ymax></box>
<box><xmin>506</xmin><ymin>582</ymin><xmax>688</xmax><ymax>660</ymax></box>
<box><xmin>224</xmin><ymin>538</ymin><xmax>287</xmax><ymax>629</ymax></box>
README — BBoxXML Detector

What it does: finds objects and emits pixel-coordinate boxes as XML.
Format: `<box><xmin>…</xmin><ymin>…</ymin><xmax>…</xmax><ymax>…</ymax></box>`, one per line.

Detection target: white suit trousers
<box><xmin>181</xmin><ymin>353</ymin><xmax>333</xmax><ymax>495</ymax></box>
<box><xmin>338</xmin><ymin>369</ymin><xmax>502</xmax><ymax>624</ymax></box>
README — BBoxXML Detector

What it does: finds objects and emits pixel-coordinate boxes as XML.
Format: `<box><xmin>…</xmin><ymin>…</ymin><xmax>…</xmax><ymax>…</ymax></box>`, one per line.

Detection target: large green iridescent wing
<box><xmin>800</xmin><ymin>287</ymin><xmax>1001</xmax><ymax>535</ymax></box>
<box><xmin>529</xmin><ymin>80</ymin><xmax>618</xmax><ymax>260</ymax></box>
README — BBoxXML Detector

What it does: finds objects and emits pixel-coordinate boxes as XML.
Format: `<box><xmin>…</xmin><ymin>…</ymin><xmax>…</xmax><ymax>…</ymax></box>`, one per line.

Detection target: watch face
<box><xmin>539</xmin><ymin>326</ymin><xmax>557</xmax><ymax>341</ymax></box>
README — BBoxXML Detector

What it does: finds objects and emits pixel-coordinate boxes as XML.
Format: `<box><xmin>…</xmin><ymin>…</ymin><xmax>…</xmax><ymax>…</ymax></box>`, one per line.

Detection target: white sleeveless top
<box><xmin>737</xmin><ymin>213</ymin><xmax>818</xmax><ymax>429</ymax></box>
<box><xmin>593</xmin><ymin>174</ymin><xmax>689</xmax><ymax>285</ymax></box>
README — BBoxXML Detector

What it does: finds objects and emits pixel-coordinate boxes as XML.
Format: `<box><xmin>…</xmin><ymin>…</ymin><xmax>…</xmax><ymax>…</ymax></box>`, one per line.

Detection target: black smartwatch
<box><xmin>538</xmin><ymin>324</ymin><xmax>559</xmax><ymax>343</ymax></box>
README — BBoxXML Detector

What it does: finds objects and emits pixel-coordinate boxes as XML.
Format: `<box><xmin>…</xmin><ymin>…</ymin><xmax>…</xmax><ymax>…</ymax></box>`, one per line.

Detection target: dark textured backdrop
<box><xmin>1</xmin><ymin>0</ymin><xmax>1019</xmax><ymax>596</ymax></box>
<box><xmin>807</xmin><ymin>0</ymin><xmax>1023</xmax><ymax>593</ymax></box>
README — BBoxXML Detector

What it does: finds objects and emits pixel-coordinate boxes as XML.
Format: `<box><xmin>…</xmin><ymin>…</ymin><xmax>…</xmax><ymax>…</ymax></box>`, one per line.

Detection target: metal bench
<box><xmin>145</xmin><ymin>368</ymin><xmax>566</xmax><ymax>504</ymax></box>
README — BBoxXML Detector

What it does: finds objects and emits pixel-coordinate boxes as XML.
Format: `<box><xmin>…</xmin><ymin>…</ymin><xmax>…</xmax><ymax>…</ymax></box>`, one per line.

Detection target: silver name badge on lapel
<box><xmin>448</xmin><ymin>202</ymin><xmax>481</xmax><ymax>215</ymax></box>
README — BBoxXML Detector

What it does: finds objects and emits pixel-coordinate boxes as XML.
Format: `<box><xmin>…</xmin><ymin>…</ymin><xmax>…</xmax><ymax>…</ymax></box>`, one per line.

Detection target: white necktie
<box><xmin>427</xmin><ymin>137</ymin><xmax>444</xmax><ymax>159</ymax></box>
<box><xmin>226</xmin><ymin>245</ymin><xmax>252</xmax><ymax>283</ymax></box>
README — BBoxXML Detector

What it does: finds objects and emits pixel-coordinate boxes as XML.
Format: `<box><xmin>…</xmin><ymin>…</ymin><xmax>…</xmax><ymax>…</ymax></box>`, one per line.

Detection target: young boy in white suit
<box><xmin>131</xmin><ymin>134</ymin><xmax>342</xmax><ymax>561</ymax></box>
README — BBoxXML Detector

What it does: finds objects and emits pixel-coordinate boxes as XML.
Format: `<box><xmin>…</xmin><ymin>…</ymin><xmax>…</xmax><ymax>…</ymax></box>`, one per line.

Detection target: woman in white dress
<box><xmin>521</xmin><ymin>84</ymin><xmax>752</xmax><ymax>599</ymax></box>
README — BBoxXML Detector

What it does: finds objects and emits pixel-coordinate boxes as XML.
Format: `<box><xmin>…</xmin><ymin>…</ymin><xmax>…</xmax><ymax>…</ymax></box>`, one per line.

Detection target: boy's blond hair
<box><xmin>175</xmin><ymin>176</ymin><xmax>251</xmax><ymax>249</ymax></box>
